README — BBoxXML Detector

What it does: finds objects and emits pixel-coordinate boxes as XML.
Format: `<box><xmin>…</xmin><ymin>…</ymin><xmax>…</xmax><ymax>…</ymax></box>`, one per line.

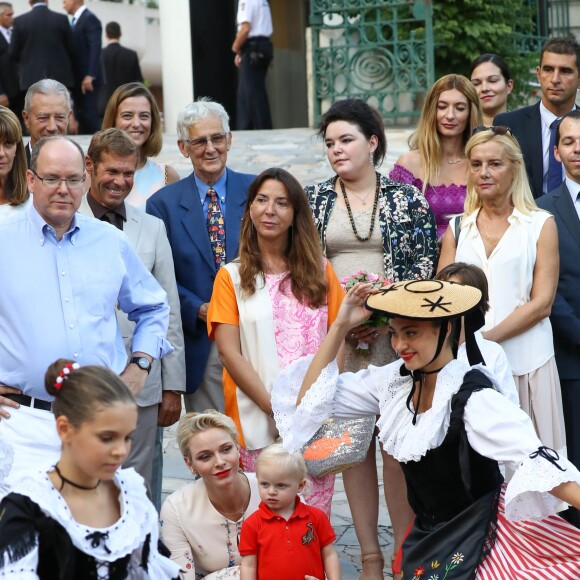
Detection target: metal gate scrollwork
<box><xmin>310</xmin><ymin>0</ymin><xmax>435</xmax><ymax>122</ymax></box>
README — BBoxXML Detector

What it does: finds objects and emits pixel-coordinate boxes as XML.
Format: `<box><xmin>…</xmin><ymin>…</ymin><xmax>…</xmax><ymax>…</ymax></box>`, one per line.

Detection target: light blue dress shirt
<box><xmin>0</xmin><ymin>204</ymin><xmax>172</xmax><ymax>399</ymax></box>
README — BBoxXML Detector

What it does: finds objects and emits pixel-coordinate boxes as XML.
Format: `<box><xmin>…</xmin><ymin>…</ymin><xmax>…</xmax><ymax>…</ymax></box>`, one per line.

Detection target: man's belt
<box><xmin>3</xmin><ymin>393</ymin><xmax>52</xmax><ymax>411</ymax></box>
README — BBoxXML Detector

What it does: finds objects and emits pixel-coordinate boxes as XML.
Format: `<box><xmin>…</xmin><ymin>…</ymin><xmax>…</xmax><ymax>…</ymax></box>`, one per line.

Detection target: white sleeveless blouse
<box><xmin>455</xmin><ymin>208</ymin><xmax>554</xmax><ymax>375</ymax></box>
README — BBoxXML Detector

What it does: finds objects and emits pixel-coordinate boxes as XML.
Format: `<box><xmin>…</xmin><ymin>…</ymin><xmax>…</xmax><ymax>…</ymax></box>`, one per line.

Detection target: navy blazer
<box><xmin>495</xmin><ymin>103</ymin><xmax>544</xmax><ymax>199</ymax></box>
<box><xmin>71</xmin><ymin>8</ymin><xmax>103</xmax><ymax>85</ymax></box>
<box><xmin>0</xmin><ymin>33</ymin><xmax>18</xmax><ymax>101</ymax></box>
<box><xmin>146</xmin><ymin>168</ymin><xmax>255</xmax><ymax>393</ymax></box>
<box><xmin>536</xmin><ymin>183</ymin><xmax>580</xmax><ymax>379</ymax></box>
<box><xmin>10</xmin><ymin>4</ymin><xmax>75</xmax><ymax>90</ymax></box>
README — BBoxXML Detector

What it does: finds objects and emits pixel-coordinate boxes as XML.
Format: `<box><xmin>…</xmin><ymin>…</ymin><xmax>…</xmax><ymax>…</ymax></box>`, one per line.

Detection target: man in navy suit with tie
<box><xmin>63</xmin><ymin>0</ymin><xmax>103</xmax><ymax>134</ymax></box>
<box><xmin>495</xmin><ymin>37</ymin><xmax>580</xmax><ymax>199</ymax></box>
<box><xmin>147</xmin><ymin>99</ymin><xmax>255</xmax><ymax>413</ymax></box>
<box><xmin>537</xmin><ymin>110</ymin><xmax>580</xmax><ymax>526</ymax></box>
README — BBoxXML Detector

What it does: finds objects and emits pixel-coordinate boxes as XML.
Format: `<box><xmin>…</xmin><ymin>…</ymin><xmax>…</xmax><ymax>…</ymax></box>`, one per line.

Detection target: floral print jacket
<box><xmin>305</xmin><ymin>174</ymin><xmax>438</xmax><ymax>281</ymax></box>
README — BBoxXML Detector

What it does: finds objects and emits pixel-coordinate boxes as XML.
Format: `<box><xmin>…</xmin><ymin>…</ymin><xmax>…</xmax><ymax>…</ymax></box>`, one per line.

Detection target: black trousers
<box><xmin>236</xmin><ymin>37</ymin><xmax>273</xmax><ymax>130</ymax></box>
<box><xmin>560</xmin><ymin>377</ymin><xmax>580</xmax><ymax>527</ymax></box>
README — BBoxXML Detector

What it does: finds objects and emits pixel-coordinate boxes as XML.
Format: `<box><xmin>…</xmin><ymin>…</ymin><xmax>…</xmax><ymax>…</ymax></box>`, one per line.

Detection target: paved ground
<box><xmin>76</xmin><ymin>125</ymin><xmax>415</xmax><ymax>578</ymax></box>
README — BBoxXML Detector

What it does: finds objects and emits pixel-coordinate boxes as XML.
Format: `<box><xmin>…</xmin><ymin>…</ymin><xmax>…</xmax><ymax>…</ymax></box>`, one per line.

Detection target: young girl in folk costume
<box><xmin>0</xmin><ymin>359</ymin><xmax>180</xmax><ymax>579</ymax></box>
<box><xmin>274</xmin><ymin>280</ymin><xmax>580</xmax><ymax>579</ymax></box>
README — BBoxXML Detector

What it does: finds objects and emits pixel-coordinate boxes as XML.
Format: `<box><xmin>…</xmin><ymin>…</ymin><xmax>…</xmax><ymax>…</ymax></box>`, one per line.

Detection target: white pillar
<box><xmin>159</xmin><ymin>0</ymin><xmax>194</xmax><ymax>133</ymax></box>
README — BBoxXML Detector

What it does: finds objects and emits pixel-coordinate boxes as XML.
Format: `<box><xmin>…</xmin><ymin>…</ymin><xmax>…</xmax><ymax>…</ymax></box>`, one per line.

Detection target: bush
<box><xmin>433</xmin><ymin>0</ymin><xmax>538</xmax><ymax>108</ymax></box>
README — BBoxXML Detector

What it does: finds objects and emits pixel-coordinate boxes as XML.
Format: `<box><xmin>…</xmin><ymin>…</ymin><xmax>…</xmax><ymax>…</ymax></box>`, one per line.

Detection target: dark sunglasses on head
<box><xmin>471</xmin><ymin>125</ymin><xmax>513</xmax><ymax>137</ymax></box>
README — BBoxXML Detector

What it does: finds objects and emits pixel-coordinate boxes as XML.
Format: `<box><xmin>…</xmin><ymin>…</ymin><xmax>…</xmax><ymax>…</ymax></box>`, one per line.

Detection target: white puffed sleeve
<box><xmin>464</xmin><ymin>388</ymin><xmax>580</xmax><ymax>521</ymax></box>
<box><xmin>272</xmin><ymin>355</ymin><xmax>384</xmax><ymax>452</ymax></box>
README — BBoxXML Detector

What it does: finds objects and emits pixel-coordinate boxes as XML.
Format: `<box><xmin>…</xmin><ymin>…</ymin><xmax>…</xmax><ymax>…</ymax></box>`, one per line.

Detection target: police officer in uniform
<box><xmin>232</xmin><ymin>0</ymin><xmax>273</xmax><ymax>130</ymax></box>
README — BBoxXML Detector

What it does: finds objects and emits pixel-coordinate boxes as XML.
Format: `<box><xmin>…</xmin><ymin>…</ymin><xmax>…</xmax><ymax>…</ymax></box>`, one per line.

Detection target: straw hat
<box><xmin>366</xmin><ymin>280</ymin><xmax>482</xmax><ymax>320</ymax></box>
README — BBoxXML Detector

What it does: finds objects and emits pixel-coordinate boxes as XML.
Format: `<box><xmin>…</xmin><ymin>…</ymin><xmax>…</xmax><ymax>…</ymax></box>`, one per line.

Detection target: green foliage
<box><xmin>433</xmin><ymin>0</ymin><xmax>539</xmax><ymax>108</ymax></box>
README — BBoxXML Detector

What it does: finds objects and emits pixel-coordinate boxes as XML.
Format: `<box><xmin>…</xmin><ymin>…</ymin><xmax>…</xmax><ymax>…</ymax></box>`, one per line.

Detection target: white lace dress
<box><xmin>273</xmin><ymin>357</ymin><xmax>580</xmax><ymax>578</ymax></box>
<box><xmin>0</xmin><ymin>468</ymin><xmax>180</xmax><ymax>579</ymax></box>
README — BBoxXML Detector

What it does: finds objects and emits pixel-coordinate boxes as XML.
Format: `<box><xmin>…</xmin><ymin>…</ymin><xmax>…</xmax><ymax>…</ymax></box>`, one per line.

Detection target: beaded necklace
<box><xmin>339</xmin><ymin>172</ymin><xmax>380</xmax><ymax>242</ymax></box>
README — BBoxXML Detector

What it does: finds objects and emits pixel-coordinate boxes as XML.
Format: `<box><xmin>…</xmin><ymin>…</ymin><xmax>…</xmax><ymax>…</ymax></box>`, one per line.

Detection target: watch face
<box><xmin>137</xmin><ymin>358</ymin><xmax>149</xmax><ymax>369</ymax></box>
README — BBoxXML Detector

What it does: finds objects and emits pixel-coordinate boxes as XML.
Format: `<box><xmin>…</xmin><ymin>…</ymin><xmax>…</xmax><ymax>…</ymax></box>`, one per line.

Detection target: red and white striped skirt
<box><xmin>477</xmin><ymin>492</ymin><xmax>580</xmax><ymax>579</ymax></box>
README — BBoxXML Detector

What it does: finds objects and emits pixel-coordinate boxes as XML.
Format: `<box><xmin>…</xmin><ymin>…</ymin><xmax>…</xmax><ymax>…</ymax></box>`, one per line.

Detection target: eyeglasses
<box><xmin>471</xmin><ymin>125</ymin><xmax>513</xmax><ymax>137</ymax></box>
<box><xmin>31</xmin><ymin>170</ymin><xmax>85</xmax><ymax>189</ymax></box>
<box><xmin>183</xmin><ymin>133</ymin><xmax>228</xmax><ymax>151</ymax></box>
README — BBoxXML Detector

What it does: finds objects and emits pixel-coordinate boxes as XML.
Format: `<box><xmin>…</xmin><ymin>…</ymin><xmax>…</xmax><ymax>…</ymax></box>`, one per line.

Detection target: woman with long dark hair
<box><xmin>207</xmin><ymin>167</ymin><xmax>344</xmax><ymax>516</ymax></box>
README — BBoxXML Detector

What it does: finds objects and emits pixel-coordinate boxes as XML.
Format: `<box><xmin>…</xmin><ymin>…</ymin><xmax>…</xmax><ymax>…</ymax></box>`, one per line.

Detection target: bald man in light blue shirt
<box><xmin>0</xmin><ymin>136</ymin><xmax>171</xmax><ymax>495</ymax></box>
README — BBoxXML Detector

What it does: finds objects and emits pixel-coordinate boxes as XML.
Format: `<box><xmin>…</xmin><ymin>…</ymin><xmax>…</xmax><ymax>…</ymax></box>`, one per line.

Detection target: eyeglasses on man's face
<box><xmin>31</xmin><ymin>170</ymin><xmax>86</xmax><ymax>189</ymax></box>
<box><xmin>182</xmin><ymin>133</ymin><xmax>228</xmax><ymax>151</ymax></box>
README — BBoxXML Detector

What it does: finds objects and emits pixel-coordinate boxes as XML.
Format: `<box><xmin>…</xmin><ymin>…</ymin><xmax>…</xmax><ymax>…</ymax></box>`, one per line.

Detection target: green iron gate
<box><xmin>310</xmin><ymin>0</ymin><xmax>435</xmax><ymax>123</ymax></box>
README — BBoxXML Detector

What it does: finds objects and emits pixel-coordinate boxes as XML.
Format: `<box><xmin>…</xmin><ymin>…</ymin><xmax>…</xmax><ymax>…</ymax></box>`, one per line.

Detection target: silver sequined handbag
<box><xmin>300</xmin><ymin>415</ymin><xmax>376</xmax><ymax>478</ymax></box>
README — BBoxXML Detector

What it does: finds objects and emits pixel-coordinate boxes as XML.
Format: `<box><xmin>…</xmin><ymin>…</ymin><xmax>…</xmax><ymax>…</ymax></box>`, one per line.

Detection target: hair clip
<box><xmin>54</xmin><ymin>362</ymin><xmax>80</xmax><ymax>390</ymax></box>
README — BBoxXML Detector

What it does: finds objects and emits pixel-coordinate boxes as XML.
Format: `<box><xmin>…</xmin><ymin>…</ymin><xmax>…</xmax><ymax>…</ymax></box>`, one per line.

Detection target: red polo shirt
<box><xmin>239</xmin><ymin>497</ymin><xmax>336</xmax><ymax>579</ymax></box>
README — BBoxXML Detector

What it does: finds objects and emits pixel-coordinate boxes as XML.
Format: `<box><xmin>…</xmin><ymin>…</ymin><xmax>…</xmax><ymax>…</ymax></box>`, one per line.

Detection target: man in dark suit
<box><xmin>63</xmin><ymin>0</ymin><xmax>103</xmax><ymax>134</ymax></box>
<box><xmin>537</xmin><ymin>110</ymin><xmax>580</xmax><ymax>526</ymax></box>
<box><xmin>147</xmin><ymin>99</ymin><xmax>254</xmax><ymax>413</ymax></box>
<box><xmin>99</xmin><ymin>21</ymin><xmax>143</xmax><ymax>117</ymax></box>
<box><xmin>495</xmin><ymin>37</ymin><xmax>580</xmax><ymax>199</ymax></box>
<box><xmin>0</xmin><ymin>3</ymin><xmax>22</xmax><ymax>124</ymax></box>
<box><xmin>9</xmin><ymin>0</ymin><xmax>75</xmax><ymax>94</ymax></box>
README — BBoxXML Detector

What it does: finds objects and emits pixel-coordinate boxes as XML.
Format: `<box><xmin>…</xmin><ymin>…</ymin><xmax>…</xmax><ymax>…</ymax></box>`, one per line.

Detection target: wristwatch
<box><xmin>130</xmin><ymin>356</ymin><xmax>152</xmax><ymax>374</ymax></box>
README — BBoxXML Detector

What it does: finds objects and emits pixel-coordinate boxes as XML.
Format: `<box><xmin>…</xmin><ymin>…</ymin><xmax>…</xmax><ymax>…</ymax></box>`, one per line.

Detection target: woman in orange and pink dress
<box><xmin>207</xmin><ymin>167</ymin><xmax>344</xmax><ymax>516</ymax></box>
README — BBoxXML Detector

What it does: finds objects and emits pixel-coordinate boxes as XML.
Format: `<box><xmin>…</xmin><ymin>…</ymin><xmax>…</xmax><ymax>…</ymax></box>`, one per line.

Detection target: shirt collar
<box><xmin>27</xmin><ymin>202</ymin><xmax>80</xmax><ymax>245</ymax></box>
<box><xmin>565</xmin><ymin>176</ymin><xmax>580</xmax><ymax>201</ymax></box>
<box><xmin>463</xmin><ymin>206</ymin><xmax>532</xmax><ymax>231</ymax></box>
<box><xmin>539</xmin><ymin>101</ymin><xmax>576</xmax><ymax>129</ymax></box>
<box><xmin>257</xmin><ymin>496</ymin><xmax>308</xmax><ymax>520</ymax></box>
<box><xmin>72</xmin><ymin>5</ymin><xmax>87</xmax><ymax>20</ymax></box>
<box><xmin>86</xmin><ymin>191</ymin><xmax>127</xmax><ymax>223</ymax></box>
<box><xmin>195</xmin><ymin>170</ymin><xmax>227</xmax><ymax>203</ymax></box>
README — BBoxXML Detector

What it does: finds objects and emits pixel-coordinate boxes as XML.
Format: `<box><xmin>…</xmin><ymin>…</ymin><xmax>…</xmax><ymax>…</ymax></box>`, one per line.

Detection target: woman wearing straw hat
<box><xmin>273</xmin><ymin>280</ymin><xmax>580</xmax><ymax>579</ymax></box>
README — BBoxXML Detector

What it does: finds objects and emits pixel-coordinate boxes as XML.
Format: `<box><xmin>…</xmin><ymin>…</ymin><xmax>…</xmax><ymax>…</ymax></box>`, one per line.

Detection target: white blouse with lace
<box><xmin>273</xmin><ymin>357</ymin><xmax>580</xmax><ymax>522</ymax></box>
<box><xmin>0</xmin><ymin>468</ymin><xmax>180</xmax><ymax>579</ymax></box>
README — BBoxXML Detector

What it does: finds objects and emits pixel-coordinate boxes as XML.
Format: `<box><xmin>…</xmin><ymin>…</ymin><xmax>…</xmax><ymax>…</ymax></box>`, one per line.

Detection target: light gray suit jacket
<box><xmin>79</xmin><ymin>195</ymin><xmax>186</xmax><ymax>406</ymax></box>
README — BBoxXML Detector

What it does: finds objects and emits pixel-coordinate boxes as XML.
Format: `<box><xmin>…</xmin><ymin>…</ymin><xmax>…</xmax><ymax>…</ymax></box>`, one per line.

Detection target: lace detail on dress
<box><xmin>504</xmin><ymin>448</ymin><xmax>580</xmax><ymax>521</ymax></box>
<box><xmin>14</xmin><ymin>469</ymin><xmax>172</xmax><ymax>569</ymax></box>
<box><xmin>273</xmin><ymin>355</ymin><xmax>474</xmax><ymax>463</ymax></box>
<box><xmin>272</xmin><ymin>355</ymin><xmax>339</xmax><ymax>453</ymax></box>
<box><xmin>377</xmin><ymin>359</ymin><xmax>471</xmax><ymax>462</ymax></box>
<box><xmin>389</xmin><ymin>164</ymin><xmax>466</xmax><ymax>238</ymax></box>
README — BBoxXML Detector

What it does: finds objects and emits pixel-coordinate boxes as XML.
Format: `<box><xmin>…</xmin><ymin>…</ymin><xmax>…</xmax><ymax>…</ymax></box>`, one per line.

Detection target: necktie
<box><xmin>206</xmin><ymin>188</ymin><xmax>225</xmax><ymax>268</ymax></box>
<box><xmin>6</xmin><ymin>28</ymin><xmax>11</xmax><ymax>42</ymax></box>
<box><xmin>71</xmin><ymin>16</ymin><xmax>76</xmax><ymax>28</ymax></box>
<box><xmin>101</xmin><ymin>210</ymin><xmax>122</xmax><ymax>231</ymax></box>
<box><xmin>548</xmin><ymin>118</ymin><xmax>563</xmax><ymax>193</ymax></box>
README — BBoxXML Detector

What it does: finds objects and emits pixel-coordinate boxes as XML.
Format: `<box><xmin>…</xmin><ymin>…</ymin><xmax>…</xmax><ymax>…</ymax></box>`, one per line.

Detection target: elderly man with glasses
<box><xmin>147</xmin><ymin>98</ymin><xmax>254</xmax><ymax>415</ymax></box>
<box><xmin>0</xmin><ymin>135</ymin><xmax>172</xmax><ymax>497</ymax></box>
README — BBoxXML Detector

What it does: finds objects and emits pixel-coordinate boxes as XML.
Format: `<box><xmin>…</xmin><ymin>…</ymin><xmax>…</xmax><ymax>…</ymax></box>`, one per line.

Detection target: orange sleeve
<box><xmin>325</xmin><ymin>261</ymin><xmax>345</xmax><ymax>327</ymax></box>
<box><xmin>207</xmin><ymin>267</ymin><xmax>239</xmax><ymax>340</ymax></box>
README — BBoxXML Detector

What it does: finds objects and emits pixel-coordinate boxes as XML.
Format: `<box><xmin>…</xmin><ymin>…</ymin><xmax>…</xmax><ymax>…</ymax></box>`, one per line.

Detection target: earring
<box><xmin>369</xmin><ymin>152</ymin><xmax>374</xmax><ymax>166</ymax></box>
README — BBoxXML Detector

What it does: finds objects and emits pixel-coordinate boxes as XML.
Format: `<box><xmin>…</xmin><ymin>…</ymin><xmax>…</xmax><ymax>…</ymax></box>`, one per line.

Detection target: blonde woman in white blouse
<box><xmin>160</xmin><ymin>411</ymin><xmax>260</xmax><ymax>579</ymax></box>
<box><xmin>439</xmin><ymin>126</ymin><xmax>565</xmax><ymax>455</ymax></box>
